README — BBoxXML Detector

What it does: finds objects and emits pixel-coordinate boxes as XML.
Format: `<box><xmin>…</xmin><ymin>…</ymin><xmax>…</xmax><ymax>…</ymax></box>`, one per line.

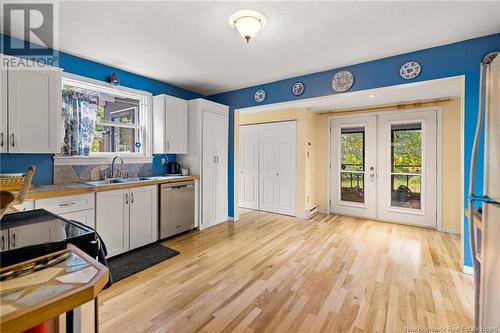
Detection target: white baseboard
<box><xmin>227</xmin><ymin>215</ymin><xmax>239</xmax><ymax>222</ymax></box>
<box><xmin>463</xmin><ymin>265</ymin><xmax>474</xmax><ymax>275</ymax></box>
<box><xmin>295</xmin><ymin>212</ymin><xmax>309</xmax><ymax>220</ymax></box>
<box><xmin>441</xmin><ymin>226</ymin><xmax>460</xmax><ymax>235</ymax></box>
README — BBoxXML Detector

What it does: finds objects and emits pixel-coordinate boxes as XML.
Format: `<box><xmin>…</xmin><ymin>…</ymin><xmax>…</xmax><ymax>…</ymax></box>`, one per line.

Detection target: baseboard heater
<box><xmin>305</xmin><ymin>205</ymin><xmax>319</xmax><ymax>219</ymax></box>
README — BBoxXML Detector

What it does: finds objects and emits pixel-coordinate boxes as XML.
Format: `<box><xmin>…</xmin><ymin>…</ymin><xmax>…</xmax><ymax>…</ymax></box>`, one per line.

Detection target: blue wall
<box><xmin>0</xmin><ymin>33</ymin><xmax>203</xmax><ymax>184</ymax></box>
<box><xmin>208</xmin><ymin>33</ymin><xmax>500</xmax><ymax>268</ymax></box>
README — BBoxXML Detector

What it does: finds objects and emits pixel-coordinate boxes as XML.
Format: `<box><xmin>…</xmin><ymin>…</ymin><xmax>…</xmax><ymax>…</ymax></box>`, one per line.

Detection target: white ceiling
<box><xmin>239</xmin><ymin>77</ymin><xmax>463</xmax><ymax>114</ymax></box>
<box><xmin>5</xmin><ymin>1</ymin><xmax>500</xmax><ymax>95</ymax></box>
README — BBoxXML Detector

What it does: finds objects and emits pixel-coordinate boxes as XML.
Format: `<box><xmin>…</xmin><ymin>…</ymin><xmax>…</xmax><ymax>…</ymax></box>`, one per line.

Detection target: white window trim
<box><xmin>54</xmin><ymin>72</ymin><xmax>153</xmax><ymax>165</ymax></box>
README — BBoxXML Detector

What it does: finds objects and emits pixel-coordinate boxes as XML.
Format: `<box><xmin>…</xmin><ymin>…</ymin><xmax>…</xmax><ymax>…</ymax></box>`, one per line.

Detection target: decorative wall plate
<box><xmin>400</xmin><ymin>61</ymin><xmax>421</xmax><ymax>80</ymax></box>
<box><xmin>254</xmin><ymin>89</ymin><xmax>266</xmax><ymax>103</ymax></box>
<box><xmin>291</xmin><ymin>82</ymin><xmax>305</xmax><ymax>96</ymax></box>
<box><xmin>331</xmin><ymin>71</ymin><xmax>354</xmax><ymax>92</ymax></box>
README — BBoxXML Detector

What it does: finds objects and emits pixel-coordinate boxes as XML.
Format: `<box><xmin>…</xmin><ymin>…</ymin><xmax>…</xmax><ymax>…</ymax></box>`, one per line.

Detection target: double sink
<box><xmin>84</xmin><ymin>175</ymin><xmax>186</xmax><ymax>186</ymax></box>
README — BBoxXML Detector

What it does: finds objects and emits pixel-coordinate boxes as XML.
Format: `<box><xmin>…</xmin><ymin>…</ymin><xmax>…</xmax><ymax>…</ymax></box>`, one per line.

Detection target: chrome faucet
<box><xmin>111</xmin><ymin>155</ymin><xmax>124</xmax><ymax>178</ymax></box>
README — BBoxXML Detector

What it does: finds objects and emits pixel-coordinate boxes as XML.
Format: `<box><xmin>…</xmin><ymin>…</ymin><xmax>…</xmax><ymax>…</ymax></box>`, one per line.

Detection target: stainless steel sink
<box><xmin>84</xmin><ymin>177</ymin><xmax>158</xmax><ymax>186</ymax></box>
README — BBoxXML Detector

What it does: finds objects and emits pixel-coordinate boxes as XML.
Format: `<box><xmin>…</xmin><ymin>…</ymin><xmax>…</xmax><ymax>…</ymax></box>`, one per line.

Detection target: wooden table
<box><xmin>0</xmin><ymin>244</ymin><xmax>109</xmax><ymax>333</ymax></box>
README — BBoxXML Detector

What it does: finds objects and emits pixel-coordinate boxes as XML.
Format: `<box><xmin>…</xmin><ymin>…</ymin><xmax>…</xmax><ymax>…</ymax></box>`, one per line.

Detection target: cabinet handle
<box><xmin>131</xmin><ymin>193</ymin><xmax>134</xmax><ymax>203</ymax></box>
<box><xmin>125</xmin><ymin>193</ymin><xmax>129</xmax><ymax>204</ymax></box>
<box><xmin>11</xmin><ymin>233</ymin><xmax>16</xmax><ymax>248</ymax></box>
<box><xmin>0</xmin><ymin>133</ymin><xmax>4</xmax><ymax>147</ymax></box>
<box><xmin>216</xmin><ymin>156</ymin><xmax>219</xmax><ymax>163</ymax></box>
<box><xmin>58</xmin><ymin>202</ymin><xmax>76</xmax><ymax>207</ymax></box>
<box><xmin>1</xmin><ymin>235</ymin><xmax>5</xmax><ymax>250</ymax></box>
<box><xmin>11</xmin><ymin>133</ymin><xmax>15</xmax><ymax>147</ymax></box>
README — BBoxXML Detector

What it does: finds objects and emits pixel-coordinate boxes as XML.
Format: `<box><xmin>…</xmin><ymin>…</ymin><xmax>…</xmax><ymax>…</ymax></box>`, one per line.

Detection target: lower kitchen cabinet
<box><xmin>129</xmin><ymin>185</ymin><xmax>158</xmax><ymax>250</ymax></box>
<box><xmin>60</xmin><ymin>209</ymin><xmax>96</xmax><ymax>229</ymax></box>
<box><xmin>96</xmin><ymin>185</ymin><xmax>158</xmax><ymax>257</ymax></box>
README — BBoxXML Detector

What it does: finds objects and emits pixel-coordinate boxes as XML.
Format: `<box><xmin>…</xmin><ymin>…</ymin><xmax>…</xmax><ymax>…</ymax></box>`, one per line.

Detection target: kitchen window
<box><xmin>56</xmin><ymin>74</ymin><xmax>152</xmax><ymax>164</ymax></box>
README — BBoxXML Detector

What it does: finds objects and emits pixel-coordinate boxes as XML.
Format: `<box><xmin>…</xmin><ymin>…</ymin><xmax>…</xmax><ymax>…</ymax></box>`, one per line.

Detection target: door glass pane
<box><xmin>391</xmin><ymin>123</ymin><xmax>422</xmax><ymax>209</ymax></box>
<box><xmin>340</xmin><ymin>127</ymin><xmax>365</xmax><ymax>203</ymax></box>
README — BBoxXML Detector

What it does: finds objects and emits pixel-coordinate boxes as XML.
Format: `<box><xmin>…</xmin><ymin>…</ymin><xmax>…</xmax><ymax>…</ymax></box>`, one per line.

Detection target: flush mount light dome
<box><xmin>229</xmin><ymin>9</ymin><xmax>266</xmax><ymax>43</ymax></box>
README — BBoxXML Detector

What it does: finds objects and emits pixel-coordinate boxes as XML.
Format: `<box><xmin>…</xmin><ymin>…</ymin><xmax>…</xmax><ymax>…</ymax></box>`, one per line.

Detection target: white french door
<box><xmin>239</xmin><ymin>125</ymin><xmax>259</xmax><ymax>209</ymax></box>
<box><xmin>330</xmin><ymin>110</ymin><xmax>438</xmax><ymax>228</ymax></box>
<box><xmin>331</xmin><ymin>116</ymin><xmax>378</xmax><ymax>218</ymax></box>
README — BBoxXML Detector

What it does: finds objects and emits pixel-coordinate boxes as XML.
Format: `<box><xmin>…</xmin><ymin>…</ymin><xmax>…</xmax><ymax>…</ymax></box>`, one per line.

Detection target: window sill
<box><xmin>53</xmin><ymin>155</ymin><xmax>153</xmax><ymax>165</ymax></box>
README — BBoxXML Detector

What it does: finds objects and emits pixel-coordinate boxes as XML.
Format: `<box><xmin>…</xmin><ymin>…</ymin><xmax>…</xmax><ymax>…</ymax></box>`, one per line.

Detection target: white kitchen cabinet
<box><xmin>0</xmin><ymin>229</ymin><xmax>9</xmax><ymax>252</ymax></box>
<box><xmin>8</xmin><ymin>223</ymin><xmax>52</xmax><ymax>250</ymax></box>
<box><xmin>12</xmin><ymin>199</ymin><xmax>34</xmax><ymax>212</ymax></box>
<box><xmin>36</xmin><ymin>193</ymin><xmax>94</xmax><ymax>215</ymax></box>
<box><xmin>96</xmin><ymin>185</ymin><xmax>158</xmax><ymax>257</ymax></box>
<box><xmin>178</xmin><ymin>99</ymin><xmax>228</xmax><ymax>229</ymax></box>
<box><xmin>60</xmin><ymin>210</ymin><xmax>96</xmax><ymax>229</ymax></box>
<box><xmin>96</xmin><ymin>189</ymin><xmax>130</xmax><ymax>257</ymax></box>
<box><xmin>153</xmin><ymin>94</ymin><xmax>188</xmax><ymax>154</ymax></box>
<box><xmin>129</xmin><ymin>185</ymin><xmax>158</xmax><ymax>250</ymax></box>
<box><xmin>6</xmin><ymin>64</ymin><xmax>61</xmax><ymax>153</ymax></box>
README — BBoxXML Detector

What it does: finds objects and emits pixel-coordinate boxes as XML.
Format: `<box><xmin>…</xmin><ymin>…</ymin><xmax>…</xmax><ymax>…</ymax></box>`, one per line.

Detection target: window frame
<box><xmin>55</xmin><ymin>73</ymin><xmax>153</xmax><ymax>165</ymax></box>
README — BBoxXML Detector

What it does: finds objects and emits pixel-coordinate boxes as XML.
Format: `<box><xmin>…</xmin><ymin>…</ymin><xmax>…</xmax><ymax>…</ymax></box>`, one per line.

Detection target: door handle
<box><xmin>216</xmin><ymin>156</ymin><xmax>219</xmax><ymax>163</ymax></box>
<box><xmin>59</xmin><ymin>202</ymin><xmax>76</xmax><ymax>207</ymax></box>
<box><xmin>0</xmin><ymin>133</ymin><xmax>4</xmax><ymax>147</ymax></box>
<box><xmin>11</xmin><ymin>233</ymin><xmax>16</xmax><ymax>248</ymax></box>
<box><xmin>11</xmin><ymin>133</ymin><xmax>14</xmax><ymax>147</ymax></box>
<box><xmin>131</xmin><ymin>193</ymin><xmax>134</xmax><ymax>203</ymax></box>
<box><xmin>1</xmin><ymin>235</ymin><xmax>5</xmax><ymax>250</ymax></box>
<box><xmin>125</xmin><ymin>193</ymin><xmax>129</xmax><ymax>204</ymax></box>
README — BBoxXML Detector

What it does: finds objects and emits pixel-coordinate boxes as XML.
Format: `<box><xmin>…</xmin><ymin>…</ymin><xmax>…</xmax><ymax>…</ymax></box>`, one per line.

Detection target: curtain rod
<box><xmin>318</xmin><ymin>97</ymin><xmax>455</xmax><ymax>115</ymax></box>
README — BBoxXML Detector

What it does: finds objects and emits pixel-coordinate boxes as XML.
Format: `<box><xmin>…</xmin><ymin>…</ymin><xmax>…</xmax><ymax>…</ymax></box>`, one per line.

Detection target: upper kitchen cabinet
<box><xmin>153</xmin><ymin>94</ymin><xmax>188</xmax><ymax>154</ymax></box>
<box><xmin>1</xmin><ymin>58</ymin><xmax>62</xmax><ymax>153</ymax></box>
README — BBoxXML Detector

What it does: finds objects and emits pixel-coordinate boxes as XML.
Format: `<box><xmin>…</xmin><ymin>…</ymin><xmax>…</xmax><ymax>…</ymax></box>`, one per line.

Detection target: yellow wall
<box><xmin>235</xmin><ymin>99</ymin><xmax>462</xmax><ymax>232</ymax></box>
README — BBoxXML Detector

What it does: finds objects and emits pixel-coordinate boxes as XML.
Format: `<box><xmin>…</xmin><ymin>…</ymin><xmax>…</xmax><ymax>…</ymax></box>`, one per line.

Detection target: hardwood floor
<box><xmin>99</xmin><ymin>211</ymin><xmax>473</xmax><ymax>333</ymax></box>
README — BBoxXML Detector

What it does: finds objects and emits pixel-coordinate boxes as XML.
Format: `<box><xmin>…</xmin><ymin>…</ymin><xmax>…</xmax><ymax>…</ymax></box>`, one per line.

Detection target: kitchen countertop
<box><xmin>23</xmin><ymin>175</ymin><xmax>200</xmax><ymax>200</ymax></box>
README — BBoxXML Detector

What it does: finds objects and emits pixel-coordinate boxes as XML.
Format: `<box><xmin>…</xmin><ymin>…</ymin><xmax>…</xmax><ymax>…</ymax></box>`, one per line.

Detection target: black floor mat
<box><xmin>107</xmin><ymin>243</ymin><xmax>180</xmax><ymax>283</ymax></box>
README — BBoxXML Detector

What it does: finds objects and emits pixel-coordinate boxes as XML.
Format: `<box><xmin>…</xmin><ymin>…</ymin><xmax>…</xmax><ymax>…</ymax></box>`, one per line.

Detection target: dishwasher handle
<box><xmin>162</xmin><ymin>182</ymin><xmax>194</xmax><ymax>191</ymax></box>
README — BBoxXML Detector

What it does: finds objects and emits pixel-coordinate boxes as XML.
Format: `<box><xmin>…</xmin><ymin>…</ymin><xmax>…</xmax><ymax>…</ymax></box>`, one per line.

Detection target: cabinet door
<box><xmin>213</xmin><ymin>113</ymin><xmax>228</xmax><ymax>223</ymax></box>
<box><xmin>60</xmin><ymin>209</ymin><xmax>95</xmax><ymax>229</ymax></box>
<box><xmin>0</xmin><ymin>67</ymin><xmax>7</xmax><ymax>153</ymax></box>
<box><xmin>0</xmin><ymin>230</ymin><xmax>9</xmax><ymax>252</ymax></box>
<box><xmin>8</xmin><ymin>68</ymin><xmax>61</xmax><ymax>153</ymax></box>
<box><xmin>96</xmin><ymin>189</ymin><xmax>130</xmax><ymax>257</ymax></box>
<box><xmin>129</xmin><ymin>185</ymin><xmax>158</xmax><ymax>250</ymax></box>
<box><xmin>165</xmin><ymin>96</ymin><xmax>188</xmax><ymax>154</ymax></box>
<box><xmin>202</xmin><ymin>111</ymin><xmax>216</xmax><ymax>226</ymax></box>
<box><xmin>9</xmin><ymin>223</ymin><xmax>52</xmax><ymax>250</ymax></box>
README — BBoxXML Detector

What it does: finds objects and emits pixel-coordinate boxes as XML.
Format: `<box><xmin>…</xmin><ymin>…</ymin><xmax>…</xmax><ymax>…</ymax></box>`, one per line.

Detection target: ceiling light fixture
<box><xmin>229</xmin><ymin>9</ymin><xmax>266</xmax><ymax>43</ymax></box>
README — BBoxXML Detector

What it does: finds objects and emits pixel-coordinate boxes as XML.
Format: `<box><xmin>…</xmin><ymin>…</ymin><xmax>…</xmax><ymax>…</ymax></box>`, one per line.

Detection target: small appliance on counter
<box><xmin>165</xmin><ymin>161</ymin><xmax>181</xmax><ymax>175</ymax></box>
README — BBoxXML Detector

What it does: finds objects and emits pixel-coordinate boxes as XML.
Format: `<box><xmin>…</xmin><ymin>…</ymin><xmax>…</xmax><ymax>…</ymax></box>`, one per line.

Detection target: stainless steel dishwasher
<box><xmin>160</xmin><ymin>181</ymin><xmax>195</xmax><ymax>239</ymax></box>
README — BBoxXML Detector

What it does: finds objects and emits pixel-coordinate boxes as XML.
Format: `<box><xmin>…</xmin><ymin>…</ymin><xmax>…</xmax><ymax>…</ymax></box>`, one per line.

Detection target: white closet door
<box><xmin>214</xmin><ymin>112</ymin><xmax>228</xmax><ymax>223</ymax></box>
<box><xmin>202</xmin><ymin>111</ymin><xmax>216</xmax><ymax>226</ymax></box>
<box><xmin>259</xmin><ymin>121</ymin><xmax>297</xmax><ymax>216</ymax></box>
<box><xmin>259</xmin><ymin>123</ymin><xmax>278</xmax><ymax>213</ymax></box>
<box><xmin>239</xmin><ymin>125</ymin><xmax>259</xmax><ymax>209</ymax></box>
<box><xmin>0</xmin><ymin>68</ymin><xmax>7</xmax><ymax>153</ymax></box>
<box><xmin>275</xmin><ymin>121</ymin><xmax>296</xmax><ymax>216</ymax></box>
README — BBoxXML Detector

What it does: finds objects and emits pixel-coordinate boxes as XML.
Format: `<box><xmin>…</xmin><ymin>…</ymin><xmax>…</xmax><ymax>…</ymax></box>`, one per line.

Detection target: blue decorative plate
<box><xmin>255</xmin><ymin>89</ymin><xmax>266</xmax><ymax>103</ymax></box>
<box><xmin>291</xmin><ymin>82</ymin><xmax>305</xmax><ymax>96</ymax></box>
<box><xmin>331</xmin><ymin>71</ymin><xmax>354</xmax><ymax>92</ymax></box>
<box><xmin>400</xmin><ymin>62</ymin><xmax>421</xmax><ymax>79</ymax></box>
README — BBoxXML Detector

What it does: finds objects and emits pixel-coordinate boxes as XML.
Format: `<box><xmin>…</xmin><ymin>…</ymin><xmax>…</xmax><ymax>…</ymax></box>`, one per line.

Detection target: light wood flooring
<box><xmin>99</xmin><ymin>211</ymin><xmax>473</xmax><ymax>333</ymax></box>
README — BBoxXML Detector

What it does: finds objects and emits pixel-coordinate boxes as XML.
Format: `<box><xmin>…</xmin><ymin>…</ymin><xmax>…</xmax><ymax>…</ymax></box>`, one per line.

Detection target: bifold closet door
<box><xmin>239</xmin><ymin>125</ymin><xmax>259</xmax><ymax>209</ymax></box>
<box><xmin>259</xmin><ymin>121</ymin><xmax>296</xmax><ymax>216</ymax></box>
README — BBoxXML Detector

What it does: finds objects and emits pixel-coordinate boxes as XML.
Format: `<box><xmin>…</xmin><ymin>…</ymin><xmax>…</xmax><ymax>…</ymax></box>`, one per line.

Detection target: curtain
<box><xmin>62</xmin><ymin>90</ymin><xmax>98</xmax><ymax>156</ymax></box>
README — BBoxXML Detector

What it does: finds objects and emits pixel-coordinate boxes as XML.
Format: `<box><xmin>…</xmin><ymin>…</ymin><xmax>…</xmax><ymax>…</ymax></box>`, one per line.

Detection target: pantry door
<box><xmin>239</xmin><ymin>125</ymin><xmax>260</xmax><ymax>209</ymax></box>
<box><xmin>378</xmin><ymin>111</ymin><xmax>437</xmax><ymax>227</ymax></box>
<box><xmin>330</xmin><ymin>116</ymin><xmax>378</xmax><ymax>219</ymax></box>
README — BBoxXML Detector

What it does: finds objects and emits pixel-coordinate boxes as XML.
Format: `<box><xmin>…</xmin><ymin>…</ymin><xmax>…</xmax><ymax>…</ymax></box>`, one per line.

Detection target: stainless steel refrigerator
<box><xmin>469</xmin><ymin>51</ymin><xmax>500</xmax><ymax>330</ymax></box>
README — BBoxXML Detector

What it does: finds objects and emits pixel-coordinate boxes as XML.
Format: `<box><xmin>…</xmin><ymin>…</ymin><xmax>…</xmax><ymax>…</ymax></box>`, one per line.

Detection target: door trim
<box><xmin>327</xmin><ymin>106</ymin><xmax>442</xmax><ymax>230</ymax></box>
